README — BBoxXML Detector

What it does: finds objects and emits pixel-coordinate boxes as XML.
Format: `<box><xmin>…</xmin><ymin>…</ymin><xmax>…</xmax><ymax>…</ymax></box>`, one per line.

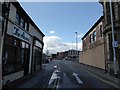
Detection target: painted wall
<box><xmin>79</xmin><ymin>43</ymin><xmax>105</xmax><ymax>69</ymax></box>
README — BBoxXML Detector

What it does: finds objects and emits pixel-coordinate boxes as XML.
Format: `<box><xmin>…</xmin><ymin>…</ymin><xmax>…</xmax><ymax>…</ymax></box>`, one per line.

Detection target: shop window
<box><xmin>21</xmin><ymin>41</ymin><xmax>25</xmax><ymax>48</ymax></box>
<box><xmin>25</xmin><ymin>43</ymin><xmax>29</xmax><ymax>49</ymax></box>
<box><xmin>2</xmin><ymin>36</ymin><xmax>28</xmax><ymax>76</ymax></box>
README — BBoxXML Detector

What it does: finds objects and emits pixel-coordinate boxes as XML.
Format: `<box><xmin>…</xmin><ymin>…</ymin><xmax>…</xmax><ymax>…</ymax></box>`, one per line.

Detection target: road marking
<box><xmin>72</xmin><ymin>73</ymin><xmax>83</xmax><ymax>84</ymax></box>
<box><xmin>48</xmin><ymin>71</ymin><xmax>60</xmax><ymax>85</ymax></box>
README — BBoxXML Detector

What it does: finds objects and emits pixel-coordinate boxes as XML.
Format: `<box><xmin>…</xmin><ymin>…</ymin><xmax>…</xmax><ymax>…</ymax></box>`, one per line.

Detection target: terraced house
<box><xmin>1</xmin><ymin>1</ymin><xmax>45</xmax><ymax>86</ymax></box>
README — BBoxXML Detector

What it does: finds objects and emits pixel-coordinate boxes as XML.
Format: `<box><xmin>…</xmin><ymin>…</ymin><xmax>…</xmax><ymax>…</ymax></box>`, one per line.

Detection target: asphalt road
<box><xmin>13</xmin><ymin>60</ymin><xmax>118</xmax><ymax>89</ymax></box>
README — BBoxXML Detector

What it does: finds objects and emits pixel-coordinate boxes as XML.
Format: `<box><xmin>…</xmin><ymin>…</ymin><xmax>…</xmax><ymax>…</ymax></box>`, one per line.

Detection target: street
<box><xmin>12</xmin><ymin>60</ymin><xmax>118</xmax><ymax>89</ymax></box>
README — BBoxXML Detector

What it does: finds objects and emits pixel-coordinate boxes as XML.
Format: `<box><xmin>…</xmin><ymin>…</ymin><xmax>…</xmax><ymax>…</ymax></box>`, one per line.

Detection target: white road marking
<box><xmin>48</xmin><ymin>69</ymin><xmax>60</xmax><ymax>85</ymax></box>
<box><xmin>72</xmin><ymin>73</ymin><xmax>83</xmax><ymax>84</ymax></box>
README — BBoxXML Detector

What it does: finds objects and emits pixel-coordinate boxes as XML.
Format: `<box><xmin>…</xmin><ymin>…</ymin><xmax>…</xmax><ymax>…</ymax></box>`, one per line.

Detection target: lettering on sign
<box><xmin>13</xmin><ymin>26</ymin><xmax>30</xmax><ymax>42</ymax></box>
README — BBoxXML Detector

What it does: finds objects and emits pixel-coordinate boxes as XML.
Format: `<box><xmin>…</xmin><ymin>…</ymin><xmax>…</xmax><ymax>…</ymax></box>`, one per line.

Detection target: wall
<box><xmin>29</xmin><ymin>24</ymin><xmax>43</xmax><ymax>41</ymax></box>
<box><xmin>80</xmin><ymin>43</ymin><xmax>105</xmax><ymax>69</ymax></box>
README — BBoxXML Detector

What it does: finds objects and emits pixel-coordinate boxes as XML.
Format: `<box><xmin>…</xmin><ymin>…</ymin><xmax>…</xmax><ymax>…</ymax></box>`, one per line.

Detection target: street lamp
<box><xmin>75</xmin><ymin>32</ymin><xmax>78</xmax><ymax>51</ymax></box>
<box><xmin>75</xmin><ymin>32</ymin><xmax>78</xmax><ymax>61</ymax></box>
<box><xmin>109</xmin><ymin>0</ymin><xmax>118</xmax><ymax>77</ymax></box>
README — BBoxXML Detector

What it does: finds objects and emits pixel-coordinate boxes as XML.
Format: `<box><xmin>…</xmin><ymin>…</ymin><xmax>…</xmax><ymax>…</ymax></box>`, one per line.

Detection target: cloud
<box><xmin>49</xmin><ymin>30</ymin><xmax>55</xmax><ymax>34</ymax></box>
<box><xmin>43</xmin><ymin>35</ymin><xmax>82</xmax><ymax>54</ymax></box>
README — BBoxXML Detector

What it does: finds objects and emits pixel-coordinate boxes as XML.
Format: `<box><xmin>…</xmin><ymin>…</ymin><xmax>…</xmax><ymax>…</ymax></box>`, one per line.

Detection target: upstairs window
<box><xmin>25</xmin><ymin>22</ymin><xmax>28</xmax><ymax>31</ymax></box>
<box><xmin>93</xmin><ymin>31</ymin><xmax>96</xmax><ymax>42</ymax></box>
<box><xmin>15</xmin><ymin>13</ymin><xmax>20</xmax><ymax>25</ymax></box>
<box><xmin>89</xmin><ymin>34</ymin><xmax>93</xmax><ymax>44</ymax></box>
<box><xmin>20</xmin><ymin>18</ymin><xmax>25</xmax><ymax>28</ymax></box>
<box><xmin>100</xmin><ymin>25</ymin><xmax>103</xmax><ymax>37</ymax></box>
<box><xmin>15</xmin><ymin>12</ymin><xmax>29</xmax><ymax>31</ymax></box>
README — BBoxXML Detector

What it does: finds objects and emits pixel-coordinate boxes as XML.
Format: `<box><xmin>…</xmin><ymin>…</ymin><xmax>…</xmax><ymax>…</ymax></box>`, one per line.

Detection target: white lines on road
<box><xmin>48</xmin><ymin>70</ymin><xmax>60</xmax><ymax>85</ymax></box>
<box><xmin>72</xmin><ymin>73</ymin><xmax>83</xmax><ymax>84</ymax></box>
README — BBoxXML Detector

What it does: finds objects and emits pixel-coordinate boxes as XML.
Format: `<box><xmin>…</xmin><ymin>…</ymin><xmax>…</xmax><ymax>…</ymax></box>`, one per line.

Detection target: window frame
<box><xmin>93</xmin><ymin>31</ymin><xmax>96</xmax><ymax>42</ymax></box>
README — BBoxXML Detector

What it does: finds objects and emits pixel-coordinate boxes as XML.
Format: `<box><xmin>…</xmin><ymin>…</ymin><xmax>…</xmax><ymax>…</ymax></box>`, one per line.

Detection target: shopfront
<box><xmin>2</xmin><ymin>25</ymin><xmax>31</xmax><ymax>85</ymax></box>
<box><xmin>32</xmin><ymin>37</ymin><xmax>43</xmax><ymax>72</ymax></box>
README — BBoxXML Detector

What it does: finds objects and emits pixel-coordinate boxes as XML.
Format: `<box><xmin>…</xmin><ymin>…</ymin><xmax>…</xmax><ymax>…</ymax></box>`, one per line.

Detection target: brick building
<box><xmin>79</xmin><ymin>16</ymin><xmax>105</xmax><ymax>69</ymax></box>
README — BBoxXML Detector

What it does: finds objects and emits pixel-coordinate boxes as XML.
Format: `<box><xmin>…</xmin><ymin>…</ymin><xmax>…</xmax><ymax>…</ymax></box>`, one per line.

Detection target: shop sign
<box><xmin>35</xmin><ymin>40</ymin><xmax>42</xmax><ymax>48</ymax></box>
<box><xmin>13</xmin><ymin>26</ymin><xmax>30</xmax><ymax>42</ymax></box>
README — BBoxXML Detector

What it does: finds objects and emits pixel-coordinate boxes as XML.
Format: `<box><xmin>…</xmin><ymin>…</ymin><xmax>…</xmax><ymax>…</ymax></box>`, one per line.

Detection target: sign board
<box><xmin>13</xmin><ymin>26</ymin><xmax>30</xmax><ymax>42</ymax></box>
<box><xmin>113</xmin><ymin>41</ymin><xmax>118</xmax><ymax>48</ymax></box>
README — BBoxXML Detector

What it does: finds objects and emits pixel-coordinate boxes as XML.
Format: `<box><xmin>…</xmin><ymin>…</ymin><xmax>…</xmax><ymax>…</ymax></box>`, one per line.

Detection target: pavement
<box><xmin>78</xmin><ymin>62</ymin><xmax>120</xmax><ymax>89</ymax></box>
<box><xmin>2</xmin><ymin>61</ymin><xmax>120</xmax><ymax>89</ymax></box>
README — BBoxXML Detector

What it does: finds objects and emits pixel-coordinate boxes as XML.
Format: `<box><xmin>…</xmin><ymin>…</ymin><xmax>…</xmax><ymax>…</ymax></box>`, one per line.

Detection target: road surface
<box><xmin>12</xmin><ymin>60</ymin><xmax>119</xmax><ymax>89</ymax></box>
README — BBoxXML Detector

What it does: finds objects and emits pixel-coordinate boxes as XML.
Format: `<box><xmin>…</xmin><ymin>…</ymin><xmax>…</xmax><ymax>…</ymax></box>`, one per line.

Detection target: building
<box><xmin>57</xmin><ymin>52</ymin><xmax>64</xmax><ymax>60</ymax></box>
<box><xmin>100</xmin><ymin>1</ymin><xmax>120</xmax><ymax>77</ymax></box>
<box><xmin>1</xmin><ymin>2</ymin><xmax>11</xmax><ymax>88</ymax></box>
<box><xmin>1</xmin><ymin>2</ymin><xmax>45</xmax><ymax>86</ymax></box>
<box><xmin>79</xmin><ymin>16</ymin><xmax>105</xmax><ymax>69</ymax></box>
<box><xmin>52</xmin><ymin>54</ymin><xmax>57</xmax><ymax>60</ymax></box>
<box><xmin>68</xmin><ymin>49</ymin><xmax>80</xmax><ymax>61</ymax></box>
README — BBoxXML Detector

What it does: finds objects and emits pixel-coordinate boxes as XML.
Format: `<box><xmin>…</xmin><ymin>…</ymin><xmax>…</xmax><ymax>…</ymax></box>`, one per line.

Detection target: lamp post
<box><xmin>75</xmin><ymin>32</ymin><xmax>78</xmax><ymax>61</ymax></box>
<box><xmin>109</xmin><ymin>0</ymin><xmax>117</xmax><ymax>77</ymax></box>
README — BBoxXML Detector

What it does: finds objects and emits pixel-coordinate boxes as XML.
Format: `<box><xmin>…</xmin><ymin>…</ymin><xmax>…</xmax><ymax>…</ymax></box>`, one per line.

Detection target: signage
<box><xmin>113</xmin><ymin>41</ymin><xmax>118</xmax><ymax>48</ymax></box>
<box><xmin>13</xmin><ymin>26</ymin><xmax>30</xmax><ymax>42</ymax></box>
<box><xmin>35</xmin><ymin>40</ymin><xmax>42</xmax><ymax>48</ymax></box>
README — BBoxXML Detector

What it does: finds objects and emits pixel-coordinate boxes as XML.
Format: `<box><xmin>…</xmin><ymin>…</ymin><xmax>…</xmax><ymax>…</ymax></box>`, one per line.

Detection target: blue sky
<box><xmin>20</xmin><ymin>2</ymin><xmax>103</xmax><ymax>54</ymax></box>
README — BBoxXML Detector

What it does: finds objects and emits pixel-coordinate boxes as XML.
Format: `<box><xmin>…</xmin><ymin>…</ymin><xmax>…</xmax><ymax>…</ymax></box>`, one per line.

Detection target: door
<box><xmin>24</xmin><ymin>47</ymin><xmax>30</xmax><ymax>76</ymax></box>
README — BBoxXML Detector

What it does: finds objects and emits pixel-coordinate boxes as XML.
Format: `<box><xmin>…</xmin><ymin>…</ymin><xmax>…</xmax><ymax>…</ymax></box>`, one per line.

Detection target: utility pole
<box><xmin>109</xmin><ymin>0</ymin><xmax>117</xmax><ymax>77</ymax></box>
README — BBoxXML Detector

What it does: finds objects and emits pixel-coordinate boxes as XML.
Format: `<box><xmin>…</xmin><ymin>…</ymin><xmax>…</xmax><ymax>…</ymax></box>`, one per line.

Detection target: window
<box><xmin>15</xmin><ymin>13</ymin><xmax>20</xmax><ymax>25</ymax></box>
<box><xmin>83</xmin><ymin>38</ymin><xmax>87</xmax><ymax>51</ymax></box>
<box><xmin>93</xmin><ymin>31</ymin><xmax>96</xmax><ymax>42</ymax></box>
<box><xmin>20</xmin><ymin>18</ymin><xmax>25</xmax><ymax>28</ymax></box>
<box><xmin>15</xmin><ymin>12</ymin><xmax>29</xmax><ymax>31</ymax></box>
<box><xmin>100</xmin><ymin>25</ymin><xmax>103</xmax><ymax>37</ymax></box>
<box><xmin>2</xmin><ymin>35</ymin><xmax>30</xmax><ymax>76</ymax></box>
<box><xmin>89</xmin><ymin>34</ymin><xmax>93</xmax><ymax>44</ymax></box>
<box><xmin>25</xmin><ymin>22</ymin><xmax>28</xmax><ymax>31</ymax></box>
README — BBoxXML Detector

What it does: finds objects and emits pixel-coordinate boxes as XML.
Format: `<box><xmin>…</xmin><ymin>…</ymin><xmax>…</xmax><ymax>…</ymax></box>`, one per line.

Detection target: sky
<box><xmin>20</xmin><ymin>2</ymin><xmax>103</xmax><ymax>54</ymax></box>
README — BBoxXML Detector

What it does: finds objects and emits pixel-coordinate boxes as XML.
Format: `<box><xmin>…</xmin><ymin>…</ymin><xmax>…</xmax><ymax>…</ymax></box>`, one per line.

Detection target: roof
<box><xmin>12</xmin><ymin>2</ymin><xmax>45</xmax><ymax>37</ymax></box>
<box><xmin>82</xmin><ymin>16</ymin><xmax>104</xmax><ymax>40</ymax></box>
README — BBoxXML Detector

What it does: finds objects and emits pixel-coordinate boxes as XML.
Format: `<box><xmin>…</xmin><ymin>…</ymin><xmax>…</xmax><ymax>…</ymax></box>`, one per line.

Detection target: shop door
<box><xmin>24</xmin><ymin>48</ymin><xmax>30</xmax><ymax>76</ymax></box>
